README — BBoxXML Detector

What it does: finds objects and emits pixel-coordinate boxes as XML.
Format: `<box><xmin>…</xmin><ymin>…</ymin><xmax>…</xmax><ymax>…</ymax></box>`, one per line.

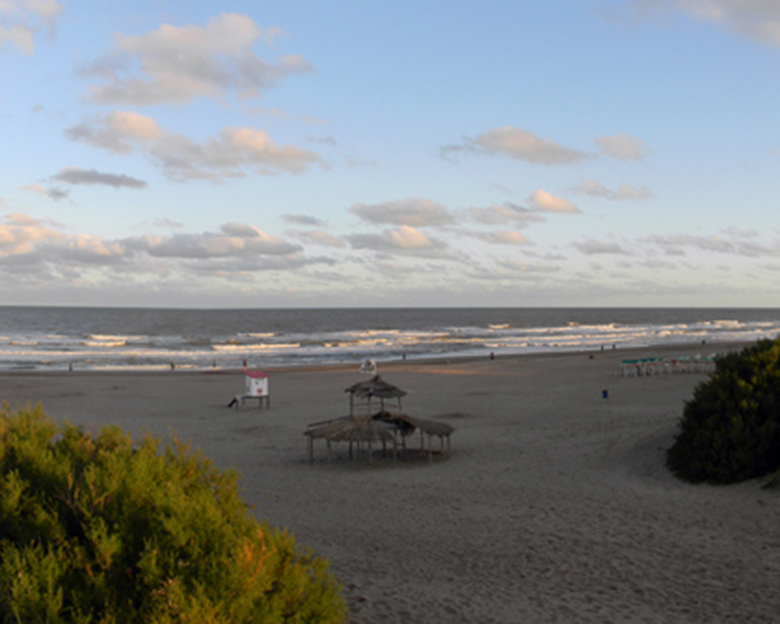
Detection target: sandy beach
<box><xmin>2</xmin><ymin>343</ymin><xmax>778</xmax><ymax>623</ymax></box>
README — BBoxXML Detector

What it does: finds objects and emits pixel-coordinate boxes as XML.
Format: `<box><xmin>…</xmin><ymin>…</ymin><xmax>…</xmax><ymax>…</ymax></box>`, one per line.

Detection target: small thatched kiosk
<box><xmin>345</xmin><ymin>375</ymin><xmax>407</xmax><ymax>415</ymax></box>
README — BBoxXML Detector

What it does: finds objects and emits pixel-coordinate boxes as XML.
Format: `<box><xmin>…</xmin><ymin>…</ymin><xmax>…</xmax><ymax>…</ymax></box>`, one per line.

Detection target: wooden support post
<box><xmin>428</xmin><ymin>434</ymin><xmax>433</xmax><ymax>464</ymax></box>
<box><xmin>308</xmin><ymin>436</ymin><xmax>314</xmax><ymax>465</ymax></box>
<box><xmin>326</xmin><ymin>439</ymin><xmax>331</xmax><ymax>466</ymax></box>
<box><xmin>368</xmin><ymin>440</ymin><xmax>373</xmax><ymax>464</ymax></box>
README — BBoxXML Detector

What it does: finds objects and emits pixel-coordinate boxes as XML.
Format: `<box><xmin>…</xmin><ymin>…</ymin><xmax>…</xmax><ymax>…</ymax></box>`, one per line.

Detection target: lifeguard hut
<box><xmin>229</xmin><ymin>370</ymin><xmax>270</xmax><ymax>409</ymax></box>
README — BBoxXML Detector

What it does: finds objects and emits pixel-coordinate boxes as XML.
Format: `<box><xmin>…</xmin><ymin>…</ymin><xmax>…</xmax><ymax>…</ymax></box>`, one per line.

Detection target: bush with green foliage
<box><xmin>0</xmin><ymin>405</ymin><xmax>345</xmax><ymax>623</ymax></box>
<box><xmin>666</xmin><ymin>338</ymin><xmax>780</xmax><ymax>485</ymax></box>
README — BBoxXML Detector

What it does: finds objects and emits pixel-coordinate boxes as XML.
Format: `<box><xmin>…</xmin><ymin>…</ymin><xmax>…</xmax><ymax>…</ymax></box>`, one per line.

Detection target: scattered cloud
<box><xmin>573</xmin><ymin>238</ymin><xmax>630</xmax><ymax>255</ymax></box>
<box><xmin>65</xmin><ymin>111</ymin><xmax>162</xmax><ymax>154</ymax></box>
<box><xmin>639</xmin><ymin>258</ymin><xmax>678</xmax><ymax>270</ymax></box>
<box><xmin>281</xmin><ymin>214</ymin><xmax>326</xmax><ymax>227</ymax></box>
<box><xmin>474</xmin><ymin>231</ymin><xmax>530</xmax><ymax>246</ymax></box>
<box><xmin>571</xmin><ymin>179</ymin><xmax>653</xmax><ymax>201</ymax></box>
<box><xmin>595</xmin><ymin>133</ymin><xmax>651</xmax><ymax>161</ymax></box>
<box><xmin>80</xmin><ymin>13</ymin><xmax>312</xmax><ymax>106</ymax></box>
<box><xmin>527</xmin><ymin>189</ymin><xmax>580</xmax><ymax>213</ymax></box>
<box><xmin>466</xmin><ymin>202</ymin><xmax>546</xmax><ymax>226</ymax></box>
<box><xmin>306</xmin><ymin>135</ymin><xmax>337</xmax><ymax>146</ymax></box>
<box><xmin>21</xmin><ymin>183</ymin><xmax>69</xmax><ymax>201</ymax></box>
<box><xmin>291</xmin><ymin>229</ymin><xmax>346</xmax><ymax>248</ymax></box>
<box><xmin>52</xmin><ymin>166</ymin><xmax>147</xmax><ymax>189</ymax></box>
<box><xmin>450</xmin><ymin>126</ymin><xmax>591</xmax><ymax>165</ymax></box>
<box><xmin>496</xmin><ymin>259</ymin><xmax>560</xmax><ymax>273</ymax></box>
<box><xmin>65</xmin><ymin>111</ymin><xmax>324</xmax><ymax>181</ymax></box>
<box><xmin>350</xmin><ymin>198</ymin><xmax>455</xmax><ymax>227</ymax></box>
<box><xmin>245</xmin><ymin>107</ymin><xmax>329</xmax><ymax>126</ymax></box>
<box><xmin>0</xmin><ymin>213</ymin><xmax>309</xmax><ymax>278</ymax></box>
<box><xmin>0</xmin><ymin>0</ymin><xmax>62</xmax><ymax>55</ymax></box>
<box><xmin>346</xmin><ymin>225</ymin><xmax>453</xmax><ymax>258</ymax></box>
<box><xmin>153</xmin><ymin>218</ymin><xmax>183</xmax><ymax>229</ymax></box>
<box><xmin>635</xmin><ymin>0</ymin><xmax>780</xmax><ymax>47</ymax></box>
<box><xmin>644</xmin><ymin>233</ymin><xmax>780</xmax><ymax>257</ymax></box>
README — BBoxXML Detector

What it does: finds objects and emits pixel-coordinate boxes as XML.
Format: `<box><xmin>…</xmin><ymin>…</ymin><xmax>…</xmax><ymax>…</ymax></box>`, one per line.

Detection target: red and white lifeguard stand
<box><xmin>233</xmin><ymin>370</ymin><xmax>270</xmax><ymax>409</ymax></box>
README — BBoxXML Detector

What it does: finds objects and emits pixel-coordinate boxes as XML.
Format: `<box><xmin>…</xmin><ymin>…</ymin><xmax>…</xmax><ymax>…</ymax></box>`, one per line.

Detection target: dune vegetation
<box><xmin>0</xmin><ymin>405</ymin><xmax>345</xmax><ymax>623</ymax></box>
<box><xmin>666</xmin><ymin>338</ymin><xmax>780</xmax><ymax>487</ymax></box>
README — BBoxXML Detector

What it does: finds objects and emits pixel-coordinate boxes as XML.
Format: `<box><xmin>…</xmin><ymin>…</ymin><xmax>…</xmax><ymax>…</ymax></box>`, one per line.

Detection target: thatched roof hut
<box><xmin>304</xmin><ymin>410</ymin><xmax>456</xmax><ymax>465</ymax></box>
<box><xmin>373</xmin><ymin>412</ymin><xmax>455</xmax><ymax>462</ymax></box>
<box><xmin>304</xmin><ymin>415</ymin><xmax>397</xmax><ymax>464</ymax></box>
<box><xmin>345</xmin><ymin>375</ymin><xmax>407</xmax><ymax>415</ymax></box>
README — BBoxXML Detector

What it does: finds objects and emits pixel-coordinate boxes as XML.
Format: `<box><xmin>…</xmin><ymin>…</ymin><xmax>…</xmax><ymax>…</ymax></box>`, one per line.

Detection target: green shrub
<box><xmin>666</xmin><ymin>338</ymin><xmax>780</xmax><ymax>485</ymax></box>
<box><xmin>0</xmin><ymin>405</ymin><xmax>345</xmax><ymax>623</ymax></box>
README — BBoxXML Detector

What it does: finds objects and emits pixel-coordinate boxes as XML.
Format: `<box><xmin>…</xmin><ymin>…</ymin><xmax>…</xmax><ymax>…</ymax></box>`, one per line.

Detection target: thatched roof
<box><xmin>373</xmin><ymin>412</ymin><xmax>455</xmax><ymax>438</ymax></box>
<box><xmin>345</xmin><ymin>375</ymin><xmax>407</xmax><ymax>400</ymax></box>
<box><xmin>304</xmin><ymin>415</ymin><xmax>396</xmax><ymax>443</ymax></box>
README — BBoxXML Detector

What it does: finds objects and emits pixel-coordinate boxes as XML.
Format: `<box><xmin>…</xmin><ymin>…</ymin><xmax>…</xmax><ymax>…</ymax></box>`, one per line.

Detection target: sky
<box><xmin>2</xmin><ymin>0</ymin><xmax>780</xmax><ymax>308</ymax></box>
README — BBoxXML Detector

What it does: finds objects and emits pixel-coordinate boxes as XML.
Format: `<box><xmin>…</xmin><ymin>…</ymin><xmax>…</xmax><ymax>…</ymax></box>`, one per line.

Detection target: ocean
<box><xmin>0</xmin><ymin>307</ymin><xmax>778</xmax><ymax>372</ymax></box>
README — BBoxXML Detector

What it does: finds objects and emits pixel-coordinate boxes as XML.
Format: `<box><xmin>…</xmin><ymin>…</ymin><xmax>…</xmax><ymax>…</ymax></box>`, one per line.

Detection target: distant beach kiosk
<box><xmin>360</xmin><ymin>359</ymin><xmax>377</xmax><ymax>375</ymax></box>
<box><xmin>228</xmin><ymin>370</ymin><xmax>270</xmax><ymax>409</ymax></box>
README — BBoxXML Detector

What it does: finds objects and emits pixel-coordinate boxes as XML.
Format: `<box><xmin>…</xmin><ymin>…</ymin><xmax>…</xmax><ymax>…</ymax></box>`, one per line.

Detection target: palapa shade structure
<box><xmin>377</xmin><ymin>413</ymin><xmax>455</xmax><ymax>462</ymax></box>
<box><xmin>304</xmin><ymin>375</ymin><xmax>455</xmax><ymax>465</ymax></box>
<box><xmin>304</xmin><ymin>415</ymin><xmax>397</xmax><ymax>464</ymax></box>
<box><xmin>345</xmin><ymin>375</ymin><xmax>407</xmax><ymax>416</ymax></box>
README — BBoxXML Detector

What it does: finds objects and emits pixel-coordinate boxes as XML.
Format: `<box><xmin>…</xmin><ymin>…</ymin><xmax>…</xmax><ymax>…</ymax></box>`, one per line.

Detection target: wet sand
<box><xmin>2</xmin><ymin>343</ymin><xmax>778</xmax><ymax>623</ymax></box>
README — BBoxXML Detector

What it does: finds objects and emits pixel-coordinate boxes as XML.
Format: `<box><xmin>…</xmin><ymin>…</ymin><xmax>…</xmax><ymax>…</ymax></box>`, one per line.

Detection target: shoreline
<box><xmin>0</xmin><ymin>338</ymin><xmax>754</xmax><ymax>377</ymax></box>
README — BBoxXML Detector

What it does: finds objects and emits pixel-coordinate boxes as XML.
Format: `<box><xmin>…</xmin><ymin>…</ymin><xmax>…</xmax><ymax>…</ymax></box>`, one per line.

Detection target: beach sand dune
<box><xmin>2</xmin><ymin>344</ymin><xmax>778</xmax><ymax>623</ymax></box>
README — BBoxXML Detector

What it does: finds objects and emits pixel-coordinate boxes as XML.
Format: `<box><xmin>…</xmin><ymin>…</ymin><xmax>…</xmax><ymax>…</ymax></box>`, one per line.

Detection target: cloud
<box><xmin>595</xmin><ymin>133</ymin><xmax>651</xmax><ymax>161</ymax></box>
<box><xmin>182</xmin><ymin>253</ymin><xmax>331</xmax><ymax>276</ymax></box>
<box><xmin>122</xmin><ymin>223</ymin><xmax>301</xmax><ymax>259</ymax></box>
<box><xmin>350</xmin><ymin>198</ymin><xmax>455</xmax><ymax>227</ymax></box>
<box><xmin>153</xmin><ymin>218</ymin><xmax>183</xmax><ymax>229</ymax></box>
<box><xmin>496</xmin><ymin>259</ymin><xmax>560</xmax><ymax>273</ymax></box>
<box><xmin>466</xmin><ymin>202</ymin><xmax>546</xmax><ymax>226</ymax></box>
<box><xmin>573</xmin><ymin>238</ymin><xmax>630</xmax><ymax>255</ymax></box>
<box><xmin>281</xmin><ymin>213</ymin><xmax>325</xmax><ymax>226</ymax></box>
<box><xmin>245</xmin><ymin>107</ymin><xmax>329</xmax><ymax>126</ymax></box>
<box><xmin>291</xmin><ymin>229</ymin><xmax>346</xmax><ymax>248</ymax></box>
<box><xmin>52</xmin><ymin>166</ymin><xmax>147</xmax><ymax>189</ymax></box>
<box><xmin>21</xmin><ymin>183</ymin><xmax>68</xmax><ymax>201</ymax></box>
<box><xmin>644</xmin><ymin>233</ymin><xmax>780</xmax><ymax>257</ymax></box>
<box><xmin>65</xmin><ymin>112</ymin><xmax>323</xmax><ymax>180</ymax></box>
<box><xmin>527</xmin><ymin>189</ymin><xmax>580</xmax><ymax>213</ymax></box>
<box><xmin>0</xmin><ymin>0</ymin><xmax>62</xmax><ymax>54</ymax></box>
<box><xmin>0</xmin><ymin>213</ymin><xmax>123</xmax><ymax>265</ymax></box>
<box><xmin>474</xmin><ymin>231</ymin><xmax>530</xmax><ymax>246</ymax></box>
<box><xmin>572</xmin><ymin>179</ymin><xmax>653</xmax><ymax>201</ymax></box>
<box><xmin>450</xmin><ymin>126</ymin><xmax>591</xmax><ymax>165</ymax></box>
<box><xmin>636</xmin><ymin>0</ymin><xmax>780</xmax><ymax>47</ymax></box>
<box><xmin>346</xmin><ymin>225</ymin><xmax>453</xmax><ymax>258</ymax></box>
<box><xmin>0</xmin><ymin>213</ymin><xmax>309</xmax><ymax>279</ymax></box>
<box><xmin>65</xmin><ymin>111</ymin><xmax>163</xmax><ymax>154</ymax></box>
<box><xmin>80</xmin><ymin>13</ymin><xmax>312</xmax><ymax>106</ymax></box>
